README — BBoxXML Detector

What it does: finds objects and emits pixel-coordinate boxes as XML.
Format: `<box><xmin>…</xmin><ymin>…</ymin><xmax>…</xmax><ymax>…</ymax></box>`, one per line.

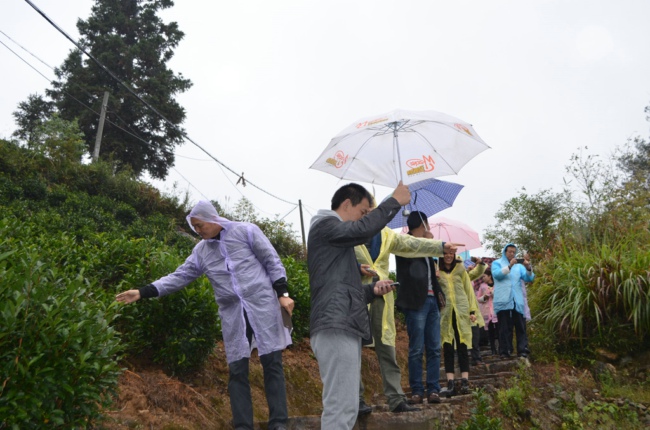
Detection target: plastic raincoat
<box><xmin>491</xmin><ymin>243</ymin><xmax>535</xmax><ymax>316</ymax></box>
<box><xmin>152</xmin><ymin>201</ymin><xmax>291</xmax><ymax>364</ymax></box>
<box><xmin>355</xmin><ymin>227</ymin><xmax>443</xmax><ymax>346</ymax></box>
<box><xmin>438</xmin><ymin>257</ymin><xmax>480</xmax><ymax>347</ymax></box>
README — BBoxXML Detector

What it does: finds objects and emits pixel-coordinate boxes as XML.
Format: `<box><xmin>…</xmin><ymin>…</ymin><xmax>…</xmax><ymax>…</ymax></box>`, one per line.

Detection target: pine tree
<box><xmin>47</xmin><ymin>0</ymin><xmax>192</xmax><ymax>179</ymax></box>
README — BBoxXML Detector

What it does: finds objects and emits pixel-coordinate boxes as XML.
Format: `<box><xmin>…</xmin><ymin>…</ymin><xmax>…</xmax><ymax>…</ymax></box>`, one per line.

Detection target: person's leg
<box><xmin>228</xmin><ymin>357</ymin><xmax>254</xmax><ymax>430</ymax></box>
<box><xmin>423</xmin><ymin>297</ymin><xmax>442</xmax><ymax>401</ymax></box>
<box><xmin>451</xmin><ymin>313</ymin><xmax>470</xmax><ymax>377</ymax></box>
<box><xmin>404</xmin><ymin>302</ymin><xmax>428</xmax><ymax>398</ymax></box>
<box><xmin>488</xmin><ymin>322</ymin><xmax>498</xmax><ymax>355</ymax></box>
<box><xmin>259</xmin><ymin>350</ymin><xmax>288</xmax><ymax>429</ymax></box>
<box><xmin>311</xmin><ymin>329</ymin><xmax>361</xmax><ymax>430</ymax></box>
<box><xmin>512</xmin><ymin>310</ymin><xmax>529</xmax><ymax>356</ymax></box>
<box><xmin>497</xmin><ymin>310</ymin><xmax>512</xmax><ymax>357</ymax></box>
<box><xmin>369</xmin><ymin>296</ymin><xmax>407</xmax><ymax>410</ymax></box>
<box><xmin>470</xmin><ymin>325</ymin><xmax>481</xmax><ymax>364</ymax></box>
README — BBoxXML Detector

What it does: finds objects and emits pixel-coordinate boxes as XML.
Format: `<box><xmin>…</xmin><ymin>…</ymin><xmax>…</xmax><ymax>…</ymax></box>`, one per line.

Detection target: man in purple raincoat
<box><xmin>116</xmin><ymin>201</ymin><xmax>293</xmax><ymax>430</ymax></box>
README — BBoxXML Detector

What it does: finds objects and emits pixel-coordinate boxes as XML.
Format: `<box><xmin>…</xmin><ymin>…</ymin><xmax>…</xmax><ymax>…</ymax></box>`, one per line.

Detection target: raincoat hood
<box><xmin>501</xmin><ymin>243</ymin><xmax>516</xmax><ymax>260</ymax></box>
<box><xmin>185</xmin><ymin>200</ymin><xmax>231</xmax><ymax>233</ymax></box>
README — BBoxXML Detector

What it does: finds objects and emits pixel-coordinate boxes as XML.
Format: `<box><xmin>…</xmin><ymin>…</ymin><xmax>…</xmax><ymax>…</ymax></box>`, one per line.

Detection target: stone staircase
<box><xmin>269</xmin><ymin>346</ymin><xmax>526</xmax><ymax>429</ymax></box>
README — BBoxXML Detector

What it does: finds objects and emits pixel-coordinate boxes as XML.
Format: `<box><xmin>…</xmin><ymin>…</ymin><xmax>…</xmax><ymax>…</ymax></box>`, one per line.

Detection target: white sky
<box><xmin>2</xmin><ymin>0</ymin><xmax>650</xmax><ymax>258</ymax></box>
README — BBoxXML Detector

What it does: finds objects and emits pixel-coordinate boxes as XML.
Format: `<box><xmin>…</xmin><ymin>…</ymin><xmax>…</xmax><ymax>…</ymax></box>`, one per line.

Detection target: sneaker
<box><xmin>392</xmin><ymin>401</ymin><xmax>421</xmax><ymax>413</ymax></box>
<box><xmin>408</xmin><ymin>394</ymin><xmax>423</xmax><ymax>405</ymax></box>
<box><xmin>459</xmin><ymin>378</ymin><xmax>470</xmax><ymax>395</ymax></box>
<box><xmin>358</xmin><ymin>400</ymin><xmax>373</xmax><ymax>416</ymax></box>
<box><xmin>427</xmin><ymin>392</ymin><xmax>441</xmax><ymax>404</ymax></box>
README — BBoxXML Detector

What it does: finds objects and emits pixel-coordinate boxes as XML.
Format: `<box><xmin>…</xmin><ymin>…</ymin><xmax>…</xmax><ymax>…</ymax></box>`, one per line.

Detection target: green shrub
<box><xmin>283</xmin><ymin>256</ymin><xmax>311</xmax><ymax>340</ymax></box>
<box><xmin>20</xmin><ymin>177</ymin><xmax>48</xmax><ymax>201</ymax></box>
<box><xmin>118</xmin><ymin>277</ymin><xmax>220</xmax><ymax>375</ymax></box>
<box><xmin>531</xmin><ymin>239</ymin><xmax>650</xmax><ymax>359</ymax></box>
<box><xmin>457</xmin><ymin>389</ymin><xmax>502</xmax><ymax>430</ymax></box>
<box><xmin>0</xmin><ymin>242</ymin><xmax>122</xmax><ymax>428</ymax></box>
<box><xmin>497</xmin><ymin>385</ymin><xmax>525</xmax><ymax>418</ymax></box>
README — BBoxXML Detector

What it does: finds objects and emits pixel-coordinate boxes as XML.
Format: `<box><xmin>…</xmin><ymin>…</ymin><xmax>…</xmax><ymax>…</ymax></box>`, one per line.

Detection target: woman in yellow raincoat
<box><xmin>437</xmin><ymin>251</ymin><xmax>485</xmax><ymax>397</ymax></box>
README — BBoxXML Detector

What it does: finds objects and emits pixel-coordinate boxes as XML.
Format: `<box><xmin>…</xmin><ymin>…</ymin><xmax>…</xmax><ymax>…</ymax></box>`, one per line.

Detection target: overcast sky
<box><xmin>2</xmin><ymin>0</ymin><xmax>650</xmax><ymax>258</ymax></box>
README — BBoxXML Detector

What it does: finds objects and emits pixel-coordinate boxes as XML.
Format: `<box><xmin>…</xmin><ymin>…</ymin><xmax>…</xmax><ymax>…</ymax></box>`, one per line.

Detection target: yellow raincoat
<box><xmin>467</xmin><ymin>263</ymin><xmax>487</xmax><ymax>330</ymax></box>
<box><xmin>355</xmin><ymin>227</ymin><xmax>444</xmax><ymax>346</ymax></box>
<box><xmin>438</xmin><ymin>257</ymin><xmax>485</xmax><ymax>347</ymax></box>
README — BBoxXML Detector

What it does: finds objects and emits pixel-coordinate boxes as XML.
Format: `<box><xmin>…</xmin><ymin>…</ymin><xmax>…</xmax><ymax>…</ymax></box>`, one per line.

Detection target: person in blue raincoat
<box><xmin>116</xmin><ymin>200</ymin><xmax>293</xmax><ymax>430</ymax></box>
<box><xmin>491</xmin><ymin>243</ymin><xmax>534</xmax><ymax>359</ymax></box>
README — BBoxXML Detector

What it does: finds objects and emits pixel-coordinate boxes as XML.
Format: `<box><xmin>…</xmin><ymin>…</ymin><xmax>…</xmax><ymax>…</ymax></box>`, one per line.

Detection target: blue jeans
<box><xmin>404</xmin><ymin>296</ymin><xmax>441</xmax><ymax>395</ymax></box>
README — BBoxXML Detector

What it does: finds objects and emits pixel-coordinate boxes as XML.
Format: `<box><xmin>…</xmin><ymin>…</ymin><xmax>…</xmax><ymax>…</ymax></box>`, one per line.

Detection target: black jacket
<box><xmin>395</xmin><ymin>255</ymin><xmax>445</xmax><ymax>311</ymax></box>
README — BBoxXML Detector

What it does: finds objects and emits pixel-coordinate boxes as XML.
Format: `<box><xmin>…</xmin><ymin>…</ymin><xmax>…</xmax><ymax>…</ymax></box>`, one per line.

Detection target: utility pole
<box><xmin>299</xmin><ymin>199</ymin><xmax>306</xmax><ymax>255</ymax></box>
<box><xmin>92</xmin><ymin>91</ymin><xmax>110</xmax><ymax>162</ymax></box>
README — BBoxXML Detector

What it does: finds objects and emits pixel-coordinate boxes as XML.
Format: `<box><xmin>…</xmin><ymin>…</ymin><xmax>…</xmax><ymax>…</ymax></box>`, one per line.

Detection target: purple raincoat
<box><xmin>152</xmin><ymin>201</ymin><xmax>291</xmax><ymax>363</ymax></box>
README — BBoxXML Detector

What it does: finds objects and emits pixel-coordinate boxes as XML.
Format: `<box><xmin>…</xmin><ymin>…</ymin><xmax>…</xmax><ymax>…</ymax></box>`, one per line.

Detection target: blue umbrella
<box><xmin>386</xmin><ymin>178</ymin><xmax>464</xmax><ymax>229</ymax></box>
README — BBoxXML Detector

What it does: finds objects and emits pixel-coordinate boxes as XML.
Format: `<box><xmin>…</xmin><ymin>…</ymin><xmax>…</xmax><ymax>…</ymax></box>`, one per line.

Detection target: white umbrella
<box><xmin>310</xmin><ymin>109</ymin><xmax>490</xmax><ymax>187</ymax></box>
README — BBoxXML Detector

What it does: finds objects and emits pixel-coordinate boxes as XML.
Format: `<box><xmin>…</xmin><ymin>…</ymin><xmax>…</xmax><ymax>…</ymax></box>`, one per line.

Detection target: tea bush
<box><xmin>0</xmin><ymin>241</ymin><xmax>123</xmax><ymax>428</ymax></box>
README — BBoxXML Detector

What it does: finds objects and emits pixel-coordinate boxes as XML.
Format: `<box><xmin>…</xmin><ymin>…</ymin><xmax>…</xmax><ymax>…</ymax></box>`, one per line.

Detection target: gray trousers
<box><xmin>311</xmin><ymin>328</ymin><xmax>362</xmax><ymax>430</ymax></box>
<box><xmin>359</xmin><ymin>296</ymin><xmax>407</xmax><ymax>410</ymax></box>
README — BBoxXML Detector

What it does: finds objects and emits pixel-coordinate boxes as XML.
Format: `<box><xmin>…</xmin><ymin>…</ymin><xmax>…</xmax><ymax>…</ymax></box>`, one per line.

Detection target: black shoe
<box><xmin>441</xmin><ymin>379</ymin><xmax>456</xmax><ymax>398</ymax></box>
<box><xmin>517</xmin><ymin>352</ymin><xmax>528</xmax><ymax>358</ymax></box>
<box><xmin>392</xmin><ymin>401</ymin><xmax>420</xmax><ymax>413</ymax></box>
<box><xmin>358</xmin><ymin>400</ymin><xmax>373</xmax><ymax>416</ymax></box>
<box><xmin>269</xmin><ymin>425</ymin><xmax>288</xmax><ymax>430</ymax></box>
<box><xmin>459</xmin><ymin>378</ymin><xmax>470</xmax><ymax>395</ymax></box>
<box><xmin>500</xmin><ymin>353</ymin><xmax>511</xmax><ymax>360</ymax></box>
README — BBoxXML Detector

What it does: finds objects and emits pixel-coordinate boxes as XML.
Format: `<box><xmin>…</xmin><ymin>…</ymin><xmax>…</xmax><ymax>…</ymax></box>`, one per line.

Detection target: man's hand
<box><xmin>523</xmin><ymin>260</ymin><xmax>532</xmax><ymax>271</ymax></box>
<box><xmin>509</xmin><ymin>258</ymin><xmax>518</xmax><ymax>267</ymax></box>
<box><xmin>115</xmin><ymin>290</ymin><xmax>141</xmax><ymax>304</ymax></box>
<box><xmin>392</xmin><ymin>181</ymin><xmax>411</xmax><ymax>206</ymax></box>
<box><xmin>470</xmin><ymin>314</ymin><xmax>477</xmax><ymax>323</ymax></box>
<box><xmin>360</xmin><ymin>264</ymin><xmax>377</xmax><ymax>277</ymax></box>
<box><xmin>279</xmin><ymin>296</ymin><xmax>295</xmax><ymax>317</ymax></box>
<box><xmin>373</xmin><ymin>279</ymin><xmax>396</xmax><ymax>296</ymax></box>
<box><xmin>443</xmin><ymin>242</ymin><xmax>464</xmax><ymax>254</ymax></box>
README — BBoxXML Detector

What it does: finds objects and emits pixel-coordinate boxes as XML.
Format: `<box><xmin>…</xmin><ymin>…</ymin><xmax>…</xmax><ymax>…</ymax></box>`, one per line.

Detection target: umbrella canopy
<box><xmin>310</xmin><ymin>109</ymin><xmax>490</xmax><ymax>187</ymax></box>
<box><xmin>385</xmin><ymin>178</ymin><xmax>464</xmax><ymax>229</ymax></box>
<box><xmin>402</xmin><ymin>216</ymin><xmax>481</xmax><ymax>253</ymax></box>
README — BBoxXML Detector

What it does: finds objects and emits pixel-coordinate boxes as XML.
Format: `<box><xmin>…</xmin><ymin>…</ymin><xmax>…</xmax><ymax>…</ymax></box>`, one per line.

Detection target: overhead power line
<box><xmin>0</xmin><ymin>31</ymin><xmax>288</xmax><ymax>218</ymax></box>
<box><xmin>23</xmin><ymin>0</ymin><xmax>298</xmax><ymax>207</ymax></box>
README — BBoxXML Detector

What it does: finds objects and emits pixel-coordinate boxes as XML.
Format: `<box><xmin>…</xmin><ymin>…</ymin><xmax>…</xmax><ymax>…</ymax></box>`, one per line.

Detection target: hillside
<box><xmin>2</xmin><ymin>137</ymin><xmax>650</xmax><ymax>429</ymax></box>
<box><xmin>100</xmin><ymin>321</ymin><xmax>650</xmax><ymax>429</ymax></box>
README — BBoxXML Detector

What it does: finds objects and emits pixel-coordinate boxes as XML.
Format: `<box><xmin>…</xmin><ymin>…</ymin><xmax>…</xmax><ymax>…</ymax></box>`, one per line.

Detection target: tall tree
<box><xmin>12</xmin><ymin>93</ymin><xmax>55</xmax><ymax>145</ymax></box>
<box><xmin>617</xmin><ymin>103</ymin><xmax>650</xmax><ymax>185</ymax></box>
<box><xmin>483</xmin><ymin>188</ymin><xmax>570</xmax><ymax>258</ymax></box>
<box><xmin>47</xmin><ymin>0</ymin><xmax>192</xmax><ymax>179</ymax></box>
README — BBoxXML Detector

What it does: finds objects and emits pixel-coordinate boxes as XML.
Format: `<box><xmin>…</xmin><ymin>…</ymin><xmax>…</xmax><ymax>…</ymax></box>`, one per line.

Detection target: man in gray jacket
<box><xmin>308</xmin><ymin>181</ymin><xmax>410</xmax><ymax>429</ymax></box>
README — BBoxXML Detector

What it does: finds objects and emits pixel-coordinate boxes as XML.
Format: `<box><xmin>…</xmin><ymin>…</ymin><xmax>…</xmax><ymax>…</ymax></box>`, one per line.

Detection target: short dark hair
<box><xmin>331</xmin><ymin>183</ymin><xmax>372</xmax><ymax>210</ymax></box>
<box><xmin>407</xmin><ymin>211</ymin><xmax>428</xmax><ymax>231</ymax></box>
<box><xmin>505</xmin><ymin>245</ymin><xmax>516</xmax><ymax>253</ymax></box>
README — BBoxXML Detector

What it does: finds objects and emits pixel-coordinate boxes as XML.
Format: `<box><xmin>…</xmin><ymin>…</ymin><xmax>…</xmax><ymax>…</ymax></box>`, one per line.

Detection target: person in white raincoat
<box><xmin>116</xmin><ymin>201</ymin><xmax>293</xmax><ymax>430</ymax></box>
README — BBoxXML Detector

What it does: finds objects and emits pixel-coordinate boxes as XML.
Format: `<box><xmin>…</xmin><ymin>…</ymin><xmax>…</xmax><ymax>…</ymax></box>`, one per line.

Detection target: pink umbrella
<box><xmin>401</xmin><ymin>215</ymin><xmax>481</xmax><ymax>253</ymax></box>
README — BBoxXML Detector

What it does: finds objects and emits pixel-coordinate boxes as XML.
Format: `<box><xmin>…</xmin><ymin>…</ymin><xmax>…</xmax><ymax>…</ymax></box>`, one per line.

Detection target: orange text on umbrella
<box><xmin>406</xmin><ymin>155</ymin><xmax>436</xmax><ymax>176</ymax></box>
<box><xmin>326</xmin><ymin>150</ymin><xmax>349</xmax><ymax>168</ymax></box>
